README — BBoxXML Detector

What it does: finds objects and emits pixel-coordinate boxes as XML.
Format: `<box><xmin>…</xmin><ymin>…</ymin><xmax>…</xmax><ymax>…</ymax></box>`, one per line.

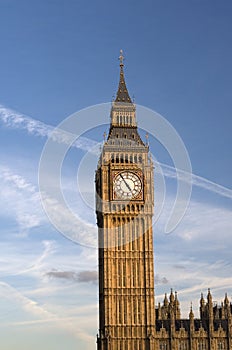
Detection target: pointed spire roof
<box><xmin>115</xmin><ymin>50</ymin><xmax>132</xmax><ymax>103</ymax></box>
<box><xmin>175</xmin><ymin>291</ymin><xmax>180</xmax><ymax>306</ymax></box>
<box><xmin>189</xmin><ymin>303</ymin><xmax>194</xmax><ymax>319</ymax></box>
<box><xmin>224</xmin><ymin>292</ymin><xmax>229</xmax><ymax>306</ymax></box>
<box><xmin>163</xmin><ymin>293</ymin><xmax>169</xmax><ymax>307</ymax></box>
<box><xmin>207</xmin><ymin>288</ymin><xmax>212</xmax><ymax>304</ymax></box>
<box><xmin>170</xmin><ymin>288</ymin><xmax>175</xmax><ymax>304</ymax></box>
<box><xmin>200</xmin><ymin>292</ymin><xmax>205</xmax><ymax>306</ymax></box>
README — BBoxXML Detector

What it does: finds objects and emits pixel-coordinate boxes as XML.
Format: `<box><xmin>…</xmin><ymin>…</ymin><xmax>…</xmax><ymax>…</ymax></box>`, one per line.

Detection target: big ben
<box><xmin>95</xmin><ymin>51</ymin><xmax>156</xmax><ymax>350</ymax></box>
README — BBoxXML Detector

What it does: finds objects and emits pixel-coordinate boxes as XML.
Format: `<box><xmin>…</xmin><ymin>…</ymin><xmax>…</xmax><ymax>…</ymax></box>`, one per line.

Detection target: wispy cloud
<box><xmin>0</xmin><ymin>166</ymin><xmax>36</xmax><ymax>193</ymax></box>
<box><xmin>158</xmin><ymin>162</ymin><xmax>232</xmax><ymax>200</ymax></box>
<box><xmin>155</xmin><ymin>256</ymin><xmax>232</xmax><ymax>316</ymax></box>
<box><xmin>45</xmin><ymin>270</ymin><xmax>98</xmax><ymax>284</ymax></box>
<box><xmin>0</xmin><ymin>281</ymin><xmax>54</xmax><ymax>319</ymax></box>
<box><xmin>0</xmin><ymin>163</ymin><xmax>97</xmax><ymax>244</ymax></box>
<box><xmin>0</xmin><ymin>240</ymin><xmax>56</xmax><ymax>279</ymax></box>
<box><xmin>155</xmin><ymin>275</ymin><xmax>169</xmax><ymax>285</ymax></box>
<box><xmin>0</xmin><ymin>164</ymin><xmax>44</xmax><ymax>233</ymax></box>
<box><xmin>0</xmin><ymin>104</ymin><xmax>97</xmax><ymax>151</ymax></box>
<box><xmin>16</xmin><ymin>240</ymin><xmax>56</xmax><ymax>276</ymax></box>
<box><xmin>0</xmin><ymin>281</ymin><xmax>96</xmax><ymax>342</ymax></box>
<box><xmin>1</xmin><ymin>104</ymin><xmax>231</xmax><ymax>201</ymax></box>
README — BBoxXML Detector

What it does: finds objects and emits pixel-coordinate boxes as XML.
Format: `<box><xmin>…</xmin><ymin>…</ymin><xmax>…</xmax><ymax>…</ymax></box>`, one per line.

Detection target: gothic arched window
<box><xmin>179</xmin><ymin>341</ymin><xmax>187</xmax><ymax>350</ymax></box>
<box><xmin>218</xmin><ymin>340</ymin><xmax>225</xmax><ymax>350</ymax></box>
<box><xmin>198</xmin><ymin>340</ymin><xmax>206</xmax><ymax>350</ymax></box>
<box><xmin>159</xmin><ymin>342</ymin><xmax>167</xmax><ymax>350</ymax></box>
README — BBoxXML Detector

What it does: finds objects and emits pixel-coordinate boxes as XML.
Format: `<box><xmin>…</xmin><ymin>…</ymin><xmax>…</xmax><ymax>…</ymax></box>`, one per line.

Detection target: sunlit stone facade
<box><xmin>95</xmin><ymin>53</ymin><xmax>232</xmax><ymax>350</ymax></box>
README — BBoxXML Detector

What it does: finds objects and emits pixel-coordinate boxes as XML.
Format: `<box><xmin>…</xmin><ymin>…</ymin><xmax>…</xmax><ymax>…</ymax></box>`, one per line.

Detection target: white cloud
<box><xmin>0</xmin><ymin>281</ymin><xmax>54</xmax><ymax>319</ymax></box>
<box><xmin>1</xmin><ymin>104</ymin><xmax>231</xmax><ymax>201</ymax></box>
<box><xmin>0</xmin><ymin>163</ymin><xmax>97</xmax><ymax>245</ymax></box>
<box><xmin>0</xmin><ymin>104</ymin><xmax>231</xmax><ymax>341</ymax></box>
<box><xmin>0</xmin><ymin>104</ymin><xmax>97</xmax><ymax>152</ymax></box>
<box><xmin>0</xmin><ymin>240</ymin><xmax>56</xmax><ymax>279</ymax></box>
<box><xmin>158</xmin><ymin>161</ymin><xmax>232</xmax><ymax>200</ymax></box>
<box><xmin>45</xmin><ymin>270</ymin><xmax>98</xmax><ymax>283</ymax></box>
<box><xmin>0</xmin><ymin>281</ymin><xmax>96</xmax><ymax>344</ymax></box>
<box><xmin>0</xmin><ymin>165</ymin><xmax>45</xmax><ymax>234</ymax></box>
<box><xmin>154</xmin><ymin>194</ymin><xmax>232</xmax><ymax>316</ymax></box>
<box><xmin>0</xmin><ymin>166</ymin><xmax>36</xmax><ymax>192</ymax></box>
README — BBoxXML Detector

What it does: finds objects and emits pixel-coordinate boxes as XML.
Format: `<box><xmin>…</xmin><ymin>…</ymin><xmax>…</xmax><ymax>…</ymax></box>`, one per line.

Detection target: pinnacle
<box><xmin>115</xmin><ymin>50</ymin><xmax>132</xmax><ymax>103</ymax></box>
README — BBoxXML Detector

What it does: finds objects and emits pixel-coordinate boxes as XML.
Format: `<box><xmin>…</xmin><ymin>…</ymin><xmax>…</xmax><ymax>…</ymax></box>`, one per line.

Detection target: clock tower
<box><xmin>96</xmin><ymin>51</ymin><xmax>156</xmax><ymax>350</ymax></box>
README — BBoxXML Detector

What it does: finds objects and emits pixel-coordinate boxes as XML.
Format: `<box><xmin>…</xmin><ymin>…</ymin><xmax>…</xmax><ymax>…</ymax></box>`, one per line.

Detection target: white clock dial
<box><xmin>113</xmin><ymin>171</ymin><xmax>142</xmax><ymax>199</ymax></box>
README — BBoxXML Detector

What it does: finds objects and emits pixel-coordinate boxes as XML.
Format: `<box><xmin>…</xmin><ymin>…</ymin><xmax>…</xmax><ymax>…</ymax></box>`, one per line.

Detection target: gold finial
<box><xmin>119</xmin><ymin>49</ymin><xmax>124</xmax><ymax>66</ymax></box>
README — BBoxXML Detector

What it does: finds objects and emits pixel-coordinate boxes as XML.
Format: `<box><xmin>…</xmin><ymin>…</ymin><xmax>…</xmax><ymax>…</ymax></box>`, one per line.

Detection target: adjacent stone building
<box><xmin>156</xmin><ymin>289</ymin><xmax>231</xmax><ymax>349</ymax></box>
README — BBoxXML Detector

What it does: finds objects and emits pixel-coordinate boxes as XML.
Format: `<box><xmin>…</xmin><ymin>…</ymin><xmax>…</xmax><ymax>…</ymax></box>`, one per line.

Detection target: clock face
<box><xmin>113</xmin><ymin>171</ymin><xmax>142</xmax><ymax>200</ymax></box>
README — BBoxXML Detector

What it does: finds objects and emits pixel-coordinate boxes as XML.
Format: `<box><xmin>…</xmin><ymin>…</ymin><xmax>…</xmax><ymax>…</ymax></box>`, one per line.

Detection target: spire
<box><xmin>170</xmin><ymin>288</ymin><xmax>175</xmax><ymax>304</ymax></box>
<box><xmin>174</xmin><ymin>291</ymin><xmax>180</xmax><ymax>306</ymax></box>
<box><xmin>157</xmin><ymin>302</ymin><xmax>162</xmax><ymax>320</ymax></box>
<box><xmin>224</xmin><ymin>292</ymin><xmax>229</xmax><ymax>306</ymax></box>
<box><xmin>115</xmin><ymin>50</ymin><xmax>132</xmax><ymax>103</ymax></box>
<box><xmin>189</xmin><ymin>303</ymin><xmax>194</xmax><ymax>320</ymax></box>
<box><xmin>207</xmin><ymin>288</ymin><xmax>213</xmax><ymax>305</ymax></box>
<box><xmin>207</xmin><ymin>289</ymin><xmax>213</xmax><ymax>323</ymax></box>
<box><xmin>174</xmin><ymin>291</ymin><xmax>181</xmax><ymax>319</ymax></box>
<box><xmin>200</xmin><ymin>293</ymin><xmax>205</xmax><ymax>307</ymax></box>
<box><xmin>189</xmin><ymin>303</ymin><xmax>194</xmax><ymax>332</ymax></box>
<box><xmin>163</xmin><ymin>293</ymin><xmax>169</xmax><ymax>307</ymax></box>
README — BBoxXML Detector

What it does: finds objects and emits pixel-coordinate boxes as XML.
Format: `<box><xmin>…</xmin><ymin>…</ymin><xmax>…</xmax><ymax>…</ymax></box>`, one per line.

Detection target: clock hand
<box><xmin>120</xmin><ymin>174</ymin><xmax>132</xmax><ymax>191</ymax></box>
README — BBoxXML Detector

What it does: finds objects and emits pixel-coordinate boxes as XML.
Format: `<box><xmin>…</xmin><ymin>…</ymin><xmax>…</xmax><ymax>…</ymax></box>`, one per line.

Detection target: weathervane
<box><xmin>119</xmin><ymin>49</ymin><xmax>124</xmax><ymax>66</ymax></box>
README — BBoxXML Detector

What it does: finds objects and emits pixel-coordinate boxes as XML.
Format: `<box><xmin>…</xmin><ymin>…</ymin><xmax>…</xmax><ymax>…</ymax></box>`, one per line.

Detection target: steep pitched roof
<box><xmin>115</xmin><ymin>50</ymin><xmax>132</xmax><ymax>103</ymax></box>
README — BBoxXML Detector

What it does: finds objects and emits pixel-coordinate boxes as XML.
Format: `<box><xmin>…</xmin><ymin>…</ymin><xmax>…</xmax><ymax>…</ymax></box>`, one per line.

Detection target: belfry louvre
<box><xmin>95</xmin><ymin>52</ymin><xmax>232</xmax><ymax>350</ymax></box>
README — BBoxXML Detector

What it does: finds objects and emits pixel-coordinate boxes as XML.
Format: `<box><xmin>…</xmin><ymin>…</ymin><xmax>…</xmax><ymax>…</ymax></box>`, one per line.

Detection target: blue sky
<box><xmin>0</xmin><ymin>1</ymin><xmax>232</xmax><ymax>349</ymax></box>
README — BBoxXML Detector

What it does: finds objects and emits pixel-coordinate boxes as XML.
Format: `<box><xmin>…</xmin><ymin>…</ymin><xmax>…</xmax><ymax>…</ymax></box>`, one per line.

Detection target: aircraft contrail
<box><xmin>1</xmin><ymin>104</ymin><xmax>231</xmax><ymax>200</ymax></box>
